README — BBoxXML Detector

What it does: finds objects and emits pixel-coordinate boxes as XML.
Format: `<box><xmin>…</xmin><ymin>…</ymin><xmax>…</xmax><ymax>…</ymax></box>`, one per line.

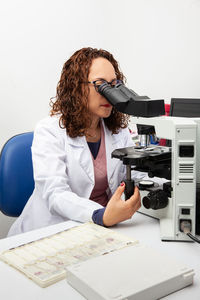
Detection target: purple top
<box><xmin>89</xmin><ymin>123</ymin><xmax>111</xmax><ymax>226</ymax></box>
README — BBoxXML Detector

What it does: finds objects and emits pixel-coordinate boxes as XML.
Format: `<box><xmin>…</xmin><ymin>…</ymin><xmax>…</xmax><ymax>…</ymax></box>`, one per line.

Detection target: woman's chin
<box><xmin>100</xmin><ymin>108</ymin><xmax>112</xmax><ymax>118</ymax></box>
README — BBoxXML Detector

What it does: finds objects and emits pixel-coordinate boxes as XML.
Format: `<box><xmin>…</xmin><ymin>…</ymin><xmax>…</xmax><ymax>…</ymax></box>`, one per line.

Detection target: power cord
<box><xmin>180</xmin><ymin>220</ymin><xmax>200</xmax><ymax>244</ymax></box>
<box><xmin>187</xmin><ymin>233</ymin><xmax>200</xmax><ymax>244</ymax></box>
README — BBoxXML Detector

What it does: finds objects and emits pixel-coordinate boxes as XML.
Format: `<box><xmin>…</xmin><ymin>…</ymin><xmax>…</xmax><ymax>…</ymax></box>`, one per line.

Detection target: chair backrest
<box><xmin>0</xmin><ymin>132</ymin><xmax>34</xmax><ymax>217</ymax></box>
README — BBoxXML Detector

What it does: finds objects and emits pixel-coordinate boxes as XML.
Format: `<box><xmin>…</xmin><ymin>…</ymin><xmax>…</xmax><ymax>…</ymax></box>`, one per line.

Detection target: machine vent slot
<box><xmin>179</xmin><ymin>164</ymin><xmax>194</xmax><ymax>174</ymax></box>
<box><xmin>179</xmin><ymin>178</ymin><xmax>194</xmax><ymax>183</ymax></box>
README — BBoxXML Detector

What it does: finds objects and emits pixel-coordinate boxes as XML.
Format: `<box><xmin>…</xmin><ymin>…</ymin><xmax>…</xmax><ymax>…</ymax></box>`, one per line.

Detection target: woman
<box><xmin>8</xmin><ymin>47</ymin><xmax>143</xmax><ymax>236</ymax></box>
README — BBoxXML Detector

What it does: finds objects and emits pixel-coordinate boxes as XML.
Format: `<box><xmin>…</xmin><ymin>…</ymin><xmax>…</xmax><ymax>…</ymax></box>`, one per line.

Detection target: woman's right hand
<box><xmin>103</xmin><ymin>182</ymin><xmax>141</xmax><ymax>227</ymax></box>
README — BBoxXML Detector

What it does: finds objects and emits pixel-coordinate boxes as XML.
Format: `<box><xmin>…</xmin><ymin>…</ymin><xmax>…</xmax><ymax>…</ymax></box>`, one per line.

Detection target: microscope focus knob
<box><xmin>142</xmin><ymin>190</ymin><xmax>168</xmax><ymax>210</ymax></box>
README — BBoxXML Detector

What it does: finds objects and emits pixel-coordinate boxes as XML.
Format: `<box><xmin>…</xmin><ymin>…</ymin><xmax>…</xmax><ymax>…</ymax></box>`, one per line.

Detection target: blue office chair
<box><xmin>0</xmin><ymin>132</ymin><xmax>34</xmax><ymax>217</ymax></box>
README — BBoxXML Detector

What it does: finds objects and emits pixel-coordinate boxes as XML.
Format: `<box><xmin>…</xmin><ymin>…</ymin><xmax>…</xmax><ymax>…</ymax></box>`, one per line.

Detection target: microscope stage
<box><xmin>112</xmin><ymin>145</ymin><xmax>171</xmax><ymax>165</ymax></box>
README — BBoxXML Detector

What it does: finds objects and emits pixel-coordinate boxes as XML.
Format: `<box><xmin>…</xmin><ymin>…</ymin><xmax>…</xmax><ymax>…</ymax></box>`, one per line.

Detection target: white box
<box><xmin>66</xmin><ymin>244</ymin><xmax>194</xmax><ymax>300</ymax></box>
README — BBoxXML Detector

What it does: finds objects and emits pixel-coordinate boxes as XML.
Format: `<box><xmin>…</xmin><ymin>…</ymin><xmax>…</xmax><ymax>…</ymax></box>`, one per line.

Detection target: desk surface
<box><xmin>0</xmin><ymin>213</ymin><xmax>199</xmax><ymax>300</ymax></box>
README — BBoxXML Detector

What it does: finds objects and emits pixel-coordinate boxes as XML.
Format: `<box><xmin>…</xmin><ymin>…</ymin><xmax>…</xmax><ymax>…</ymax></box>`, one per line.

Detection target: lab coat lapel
<box><xmin>67</xmin><ymin>135</ymin><xmax>94</xmax><ymax>184</ymax></box>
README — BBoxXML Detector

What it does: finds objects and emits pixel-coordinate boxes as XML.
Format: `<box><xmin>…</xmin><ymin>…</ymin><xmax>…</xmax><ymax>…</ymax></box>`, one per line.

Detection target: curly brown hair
<box><xmin>50</xmin><ymin>47</ymin><xmax>129</xmax><ymax>137</ymax></box>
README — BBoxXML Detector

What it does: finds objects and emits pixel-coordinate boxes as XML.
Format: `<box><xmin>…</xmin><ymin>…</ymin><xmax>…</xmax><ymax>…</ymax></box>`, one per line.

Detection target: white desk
<box><xmin>0</xmin><ymin>213</ymin><xmax>199</xmax><ymax>300</ymax></box>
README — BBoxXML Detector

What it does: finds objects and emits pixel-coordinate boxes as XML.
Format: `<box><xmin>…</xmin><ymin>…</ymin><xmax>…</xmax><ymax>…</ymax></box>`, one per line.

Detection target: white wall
<box><xmin>1</xmin><ymin>0</ymin><xmax>200</xmax><ymax>238</ymax></box>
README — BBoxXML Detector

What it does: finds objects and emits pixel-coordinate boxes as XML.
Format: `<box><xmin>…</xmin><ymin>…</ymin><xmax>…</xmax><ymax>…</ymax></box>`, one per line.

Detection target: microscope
<box><xmin>98</xmin><ymin>82</ymin><xmax>200</xmax><ymax>242</ymax></box>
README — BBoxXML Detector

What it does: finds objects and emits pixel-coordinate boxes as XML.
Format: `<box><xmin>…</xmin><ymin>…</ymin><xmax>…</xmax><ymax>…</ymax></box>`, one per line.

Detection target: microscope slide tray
<box><xmin>66</xmin><ymin>244</ymin><xmax>194</xmax><ymax>300</ymax></box>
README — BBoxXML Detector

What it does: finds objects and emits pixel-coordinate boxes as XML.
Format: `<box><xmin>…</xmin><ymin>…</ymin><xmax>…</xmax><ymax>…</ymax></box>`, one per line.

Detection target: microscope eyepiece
<box><xmin>97</xmin><ymin>82</ymin><xmax>129</xmax><ymax>112</ymax></box>
<box><xmin>96</xmin><ymin>82</ymin><xmax>165</xmax><ymax>117</ymax></box>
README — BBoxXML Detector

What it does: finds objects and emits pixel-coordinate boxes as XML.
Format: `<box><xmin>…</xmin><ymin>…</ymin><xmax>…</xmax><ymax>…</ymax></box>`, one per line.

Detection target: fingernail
<box><xmin>120</xmin><ymin>182</ymin><xmax>125</xmax><ymax>186</ymax></box>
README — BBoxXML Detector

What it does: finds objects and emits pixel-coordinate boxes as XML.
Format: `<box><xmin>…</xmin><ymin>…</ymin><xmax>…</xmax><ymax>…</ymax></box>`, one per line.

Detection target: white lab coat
<box><xmin>9</xmin><ymin>115</ymin><xmax>148</xmax><ymax>236</ymax></box>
